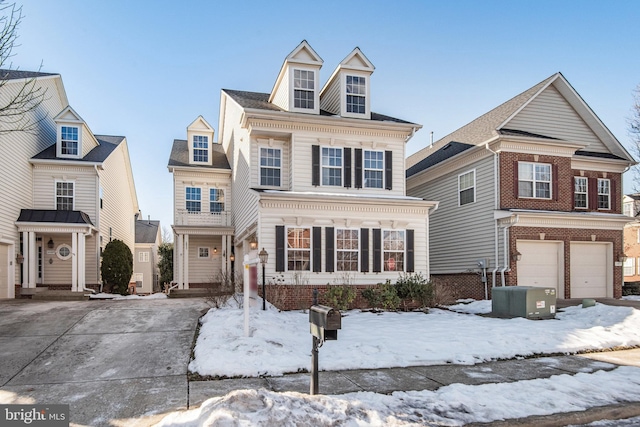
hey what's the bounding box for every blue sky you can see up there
[14,0,640,235]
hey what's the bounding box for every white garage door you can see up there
[0,244,8,299]
[517,241,562,296]
[570,242,609,298]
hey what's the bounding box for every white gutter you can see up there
[485,143,500,296]
[82,229,95,294]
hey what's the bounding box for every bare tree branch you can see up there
[630,85,640,192]
[0,1,49,134]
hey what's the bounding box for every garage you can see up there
[570,242,611,298]
[516,240,563,297]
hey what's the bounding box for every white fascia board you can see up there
[15,222,96,233]
[571,156,633,173]
[168,165,232,175]
[29,158,103,168]
[242,108,421,134]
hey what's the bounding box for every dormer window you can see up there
[193,135,209,163]
[293,69,315,109]
[346,75,366,114]
[61,126,79,156]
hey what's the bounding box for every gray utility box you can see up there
[492,286,557,319]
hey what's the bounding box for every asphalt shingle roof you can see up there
[406,142,475,178]
[223,89,415,124]
[135,220,160,244]
[32,135,123,163]
[168,139,231,170]
[16,209,94,226]
[0,69,58,80]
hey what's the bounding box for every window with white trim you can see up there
[458,170,475,205]
[185,187,201,212]
[210,188,224,213]
[57,244,72,260]
[336,229,359,271]
[287,227,310,271]
[383,230,405,272]
[518,162,551,199]
[61,126,79,156]
[139,251,149,263]
[260,147,281,186]
[193,135,208,163]
[322,147,342,186]
[574,177,588,209]
[624,202,633,217]
[624,257,635,276]
[346,75,366,114]
[56,182,74,210]
[364,150,383,188]
[198,247,209,258]
[597,179,610,210]
[293,69,315,109]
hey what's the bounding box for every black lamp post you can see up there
[258,247,268,310]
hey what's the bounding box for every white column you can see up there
[71,232,78,292]
[78,233,85,291]
[176,234,183,289]
[183,234,189,289]
[28,232,36,289]
[21,231,29,288]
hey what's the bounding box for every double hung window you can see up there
[346,75,366,114]
[293,69,315,109]
[61,126,79,156]
[260,147,281,186]
[597,179,610,210]
[336,229,359,271]
[383,230,405,272]
[574,177,588,209]
[186,187,201,212]
[458,170,475,205]
[56,182,74,210]
[287,227,310,271]
[363,150,383,188]
[193,135,208,162]
[518,162,551,199]
[210,188,224,213]
[322,147,342,186]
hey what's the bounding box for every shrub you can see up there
[157,242,173,289]
[101,239,133,295]
[380,281,401,311]
[395,272,434,309]
[323,284,356,311]
[362,287,383,310]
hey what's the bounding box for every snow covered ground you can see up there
[157,299,640,426]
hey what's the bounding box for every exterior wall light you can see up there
[47,238,54,249]
[511,250,522,262]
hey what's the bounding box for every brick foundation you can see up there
[258,283,383,311]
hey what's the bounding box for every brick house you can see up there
[623,194,640,284]
[407,73,635,300]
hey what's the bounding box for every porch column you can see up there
[183,234,189,289]
[71,232,78,292]
[222,235,228,275]
[78,232,86,291]
[176,234,183,289]
[21,231,29,288]
[28,231,36,289]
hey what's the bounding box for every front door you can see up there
[37,241,43,285]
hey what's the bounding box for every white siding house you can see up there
[0,70,139,298]
[134,219,161,294]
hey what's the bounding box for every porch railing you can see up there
[175,209,232,227]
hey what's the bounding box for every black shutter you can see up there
[610,179,616,211]
[312,145,320,186]
[406,229,414,273]
[355,148,363,188]
[385,150,393,190]
[275,226,285,272]
[552,164,558,201]
[373,228,381,273]
[513,161,520,199]
[326,227,334,273]
[344,148,352,188]
[313,227,321,272]
[589,177,597,210]
[360,228,369,272]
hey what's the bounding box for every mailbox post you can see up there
[309,304,341,395]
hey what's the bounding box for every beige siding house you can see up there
[407,73,635,300]
[0,70,139,298]
[134,219,161,294]
[169,41,437,308]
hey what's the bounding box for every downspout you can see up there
[82,229,96,294]
[500,215,519,286]
[485,143,500,297]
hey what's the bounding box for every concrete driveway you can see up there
[0,297,209,426]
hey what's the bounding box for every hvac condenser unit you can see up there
[491,286,556,319]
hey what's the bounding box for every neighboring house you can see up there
[194,40,437,308]
[0,70,139,299]
[623,194,640,283]
[168,116,234,289]
[407,73,635,300]
[134,218,161,294]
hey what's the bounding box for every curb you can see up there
[466,402,640,427]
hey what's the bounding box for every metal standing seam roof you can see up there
[167,139,231,169]
[16,209,94,226]
[222,89,416,124]
[135,220,160,244]
[31,135,124,163]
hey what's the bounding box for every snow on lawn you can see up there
[157,366,640,427]
[89,292,168,300]
[189,300,640,378]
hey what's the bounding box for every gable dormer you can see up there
[187,116,215,165]
[269,40,323,115]
[320,47,375,120]
[54,106,84,159]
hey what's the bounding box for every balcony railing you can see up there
[175,209,232,227]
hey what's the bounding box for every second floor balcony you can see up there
[175,209,232,227]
